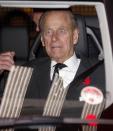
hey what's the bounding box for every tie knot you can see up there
[54,63,67,74]
[51,63,67,82]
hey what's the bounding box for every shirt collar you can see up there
[51,53,80,71]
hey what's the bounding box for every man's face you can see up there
[41,11,79,63]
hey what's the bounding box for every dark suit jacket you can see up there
[26,57,105,100]
[23,56,105,116]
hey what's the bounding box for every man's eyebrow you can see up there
[43,27,52,31]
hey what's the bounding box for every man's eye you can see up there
[60,29,65,32]
[47,30,52,34]
[59,29,67,34]
[44,30,52,36]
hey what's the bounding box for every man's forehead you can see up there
[44,11,71,25]
[40,10,74,31]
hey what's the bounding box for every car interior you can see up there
[0,4,104,109]
[0,1,112,130]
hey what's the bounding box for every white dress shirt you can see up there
[50,53,81,88]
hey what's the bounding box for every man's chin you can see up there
[51,56,64,62]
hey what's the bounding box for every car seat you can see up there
[0,26,29,65]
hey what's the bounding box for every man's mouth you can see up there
[51,45,61,48]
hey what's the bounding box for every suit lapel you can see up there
[71,58,90,84]
[66,59,87,99]
[66,58,98,100]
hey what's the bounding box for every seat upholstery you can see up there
[75,15,88,58]
[0,26,29,65]
[29,33,48,61]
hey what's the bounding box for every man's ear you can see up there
[41,36,45,47]
[73,28,79,45]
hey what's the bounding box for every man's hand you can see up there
[0,51,15,72]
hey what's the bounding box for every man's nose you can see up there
[51,32,58,41]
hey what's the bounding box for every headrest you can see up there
[75,15,88,58]
[0,26,29,64]
[85,16,99,28]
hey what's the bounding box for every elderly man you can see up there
[26,10,105,99]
